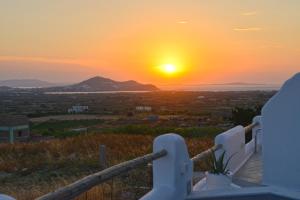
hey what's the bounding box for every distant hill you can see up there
[0,86,12,91]
[215,82,266,86]
[0,79,59,88]
[45,76,159,92]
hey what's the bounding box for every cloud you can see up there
[259,43,283,49]
[241,11,257,16]
[233,27,262,32]
[177,20,188,24]
[0,57,96,83]
[0,55,81,65]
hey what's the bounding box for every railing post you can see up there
[254,133,258,153]
[9,128,14,144]
[252,116,262,153]
[141,134,193,200]
[99,145,107,170]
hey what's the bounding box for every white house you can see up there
[68,105,89,114]
[135,106,152,112]
[0,115,30,144]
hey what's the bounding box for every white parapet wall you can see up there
[193,120,261,191]
[142,130,256,198]
[262,72,300,189]
[141,134,193,200]
[215,126,255,175]
[0,194,15,200]
[252,116,262,150]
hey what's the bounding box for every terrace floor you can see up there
[233,149,263,187]
[193,149,263,187]
[189,150,271,200]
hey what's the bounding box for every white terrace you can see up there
[140,73,300,200]
[2,73,300,200]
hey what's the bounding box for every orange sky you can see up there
[0,1,299,86]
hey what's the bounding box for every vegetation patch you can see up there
[31,119,104,137]
[100,125,223,138]
[0,133,213,200]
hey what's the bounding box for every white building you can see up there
[135,106,152,112]
[68,105,89,113]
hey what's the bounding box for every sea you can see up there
[159,84,280,92]
[44,84,280,94]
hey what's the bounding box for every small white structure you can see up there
[135,106,152,112]
[68,105,89,113]
[0,115,30,144]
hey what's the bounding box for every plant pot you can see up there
[205,172,232,190]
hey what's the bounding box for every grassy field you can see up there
[31,119,224,138]
[0,133,214,200]
[31,119,104,137]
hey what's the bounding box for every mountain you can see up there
[45,76,159,92]
[0,79,59,88]
[0,86,12,92]
[215,82,266,86]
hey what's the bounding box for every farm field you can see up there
[0,133,214,200]
[0,90,275,199]
[30,118,223,138]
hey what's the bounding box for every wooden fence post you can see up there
[99,145,107,170]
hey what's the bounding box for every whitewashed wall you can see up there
[141,134,193,200]
[215,126,255,175]
[0,194,15,200]
[262,72,300,189]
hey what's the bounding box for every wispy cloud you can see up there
[233,27,262,32]
[241,11,257,16]
[177,20,188,24]
[0,55,104,71]
[0,56,80,65]
[259,43,283,49]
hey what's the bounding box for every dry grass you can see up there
[0,133,213,200]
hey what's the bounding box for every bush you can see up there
[231,105,262,126]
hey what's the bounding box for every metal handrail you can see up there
[36,149,167,200]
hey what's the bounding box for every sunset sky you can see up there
[0,0,299,87]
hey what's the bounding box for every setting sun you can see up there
[163,64,177,74]
[155,62,186,78]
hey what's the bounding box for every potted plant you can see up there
[205,150,234,190]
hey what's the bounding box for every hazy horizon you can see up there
[0,75,283,86]
[1,1,299,87]
[0,75,282,92]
